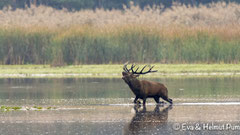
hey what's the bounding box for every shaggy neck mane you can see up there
[128,78,141,90]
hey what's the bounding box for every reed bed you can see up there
[0,2,240,64]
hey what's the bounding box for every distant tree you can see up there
[1,0,240,10]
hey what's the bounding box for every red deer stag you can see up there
[122,63,172,105]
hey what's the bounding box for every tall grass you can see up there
[0,25,240,65]
[0,2,240,64]
[0,27,53,64]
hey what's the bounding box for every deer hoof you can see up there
[136,100,141,104]
[159,101,164,104]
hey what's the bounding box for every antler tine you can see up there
[133,65,158,74]
[135,66,139,72]
[142,65,158,74]
[149,65,158,73]
[130,64,136,73]
[123,62,130,72]
[123,63,157,74]
[139,65,147,73]
[123,66,128,72]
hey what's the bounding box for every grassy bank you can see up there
[0,64,240,78]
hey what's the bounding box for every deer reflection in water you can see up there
[124,105,172,135]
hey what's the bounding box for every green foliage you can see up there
[0,105,57,111]
[0,27,52,64]
[1,106,21,111]
[0,26,240,65]
[33,106,43,109]
[12,106,22,110]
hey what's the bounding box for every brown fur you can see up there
[122,72,172,105]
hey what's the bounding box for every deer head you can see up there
[122,63,157,84]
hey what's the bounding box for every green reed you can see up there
[0,25,240,65]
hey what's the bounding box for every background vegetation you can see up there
[0,2,240,65]
[1,0,240,10]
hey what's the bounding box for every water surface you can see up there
[1,77,240,134]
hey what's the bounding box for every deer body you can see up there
[122,64,172,105]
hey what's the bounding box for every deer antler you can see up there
[132,65,158,74]
[123,63,157,75]
[123,62,130,72]
[123,63,137,73]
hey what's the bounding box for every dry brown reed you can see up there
[0,2,240,28]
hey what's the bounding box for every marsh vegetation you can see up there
[0,2,240,65]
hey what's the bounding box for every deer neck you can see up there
[128,78,141,92]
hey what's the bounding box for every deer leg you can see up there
[154,96,164,104]
[154,97,160,104]
[142,105,146,112]
[162,96,173,104]
[133,105,141,113]
[133,96,139,104]
[142,98,147,106]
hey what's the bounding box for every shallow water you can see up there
[1,77,240,134]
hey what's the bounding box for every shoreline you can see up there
[0,72,240,78]
[1,64,240,78]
